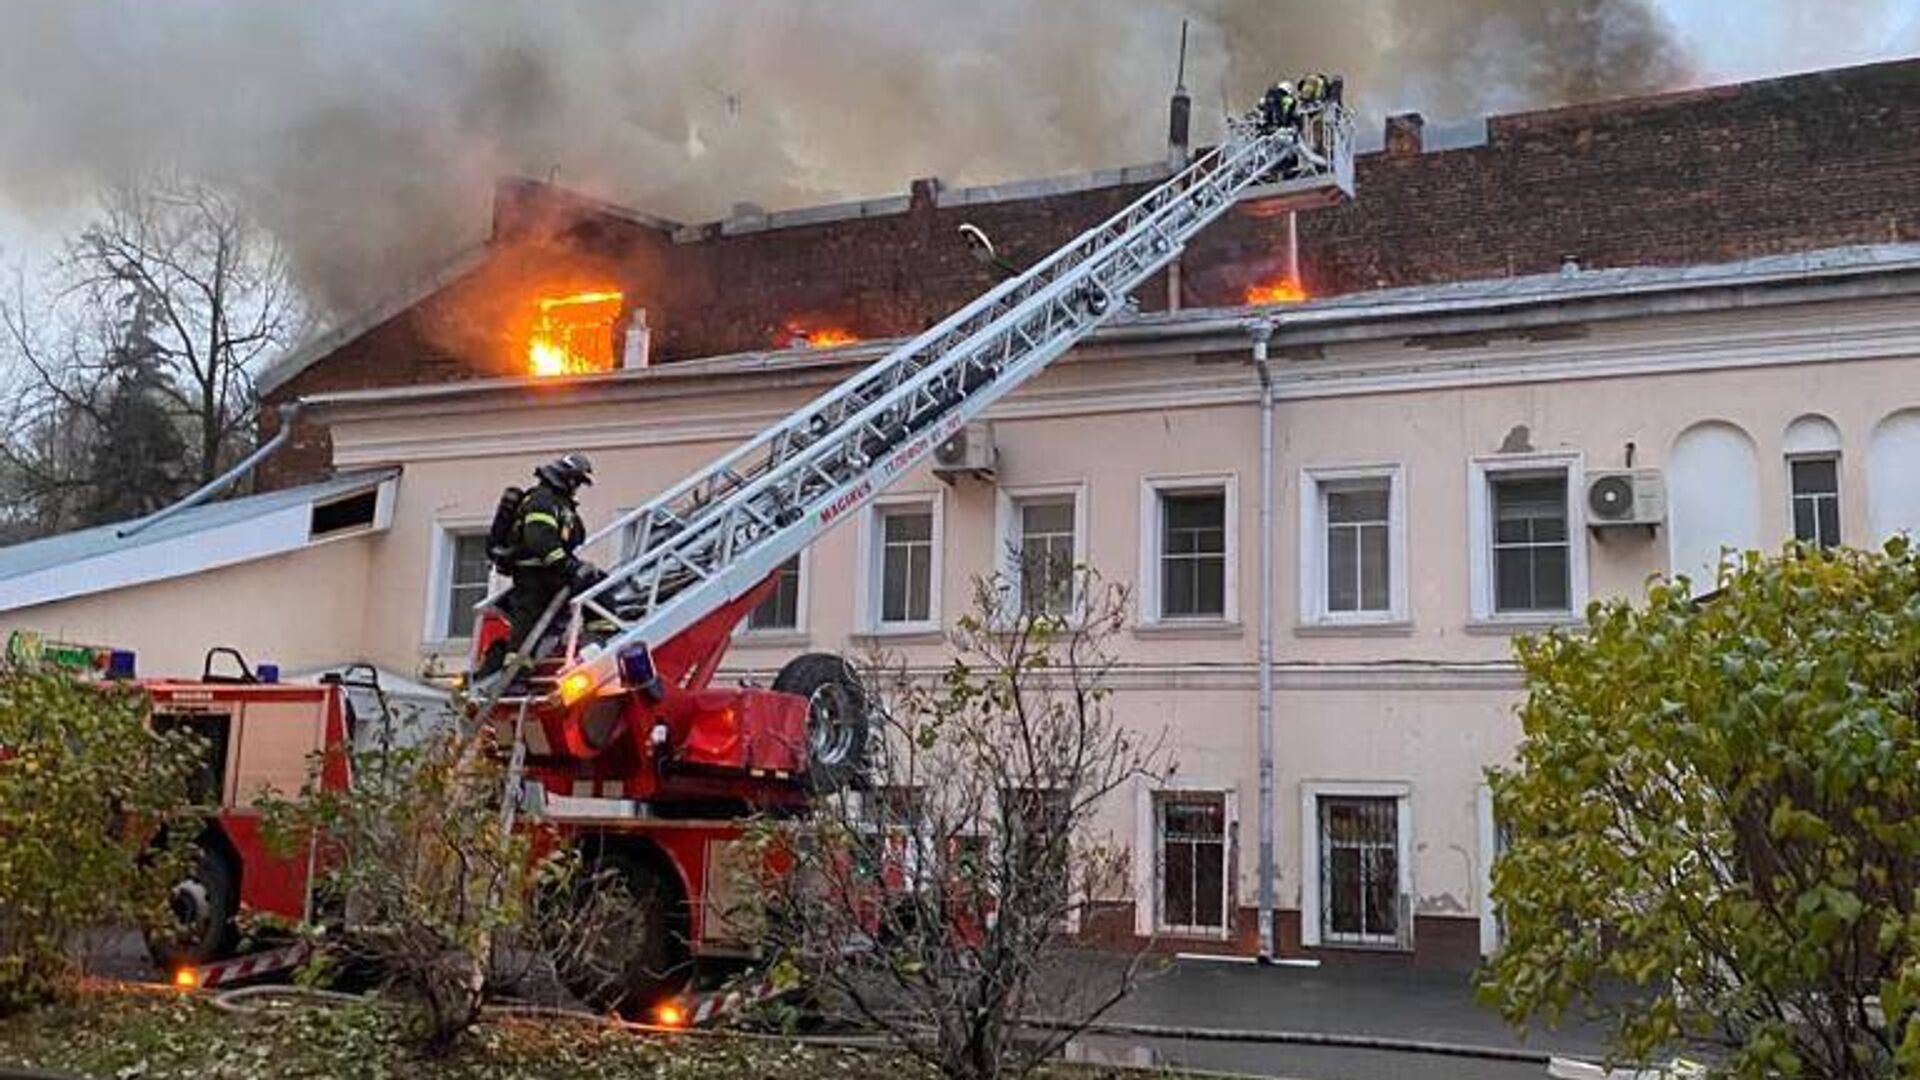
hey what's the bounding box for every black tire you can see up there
[771,653,869,791]
[145,843,238,971]
[546,846,691,1017]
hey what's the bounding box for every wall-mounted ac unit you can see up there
[932,422,997,481]
[1586,469,1665,528]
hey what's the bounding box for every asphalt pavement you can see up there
[1063,954,1619,1080]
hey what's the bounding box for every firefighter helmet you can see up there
[537,452,595,492]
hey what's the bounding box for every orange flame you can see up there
[528,290,623,377]
[784,323,859,349]
[1245,278,1308,305]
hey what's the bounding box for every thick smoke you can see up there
[0,0,1692,314]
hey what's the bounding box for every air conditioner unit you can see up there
[932,422,997,481]
[1585,469,1665,528]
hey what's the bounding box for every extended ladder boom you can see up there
[548,104,1353,696]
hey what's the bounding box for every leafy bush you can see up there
[1483,541,1920,1078]
[0,670,198,1012]
[262,727,571,1054]
[739,572,1171,1080]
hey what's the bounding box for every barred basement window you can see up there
[1157,794,1227,934]
[1318,795,1402,947]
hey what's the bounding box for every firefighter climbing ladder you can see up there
[530,104,1354,698]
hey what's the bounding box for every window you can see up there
[309,488,380,539]
[881,508,933,624]
[1301,466,1407,625]
[1790,457,1841,549]
[1141,477,1236,622]
[439,531,493,640]
[1469,455,1585,623]
[861,495,942,631]
[1318,795,1402,946]
[1300,781,1410,949]
[746,555,804,632]
[1005,787,1071,921]
[1156,794,1227,935]
[998,488,1086,620]
[1492,475,1568,612]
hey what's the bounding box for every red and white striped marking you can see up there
[182,942,314,989]
[663,968,794,1028]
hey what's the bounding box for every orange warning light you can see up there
[172,967,199,990]
[654,1001,688,1028]
[558,670,596,705]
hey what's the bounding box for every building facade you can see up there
[7,247,1918,966]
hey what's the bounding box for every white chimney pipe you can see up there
[623,308,652,369]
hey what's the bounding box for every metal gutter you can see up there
[1249,319,1278,962]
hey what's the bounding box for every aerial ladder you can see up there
[452,90,1352,1013]
[479,95,1351,731]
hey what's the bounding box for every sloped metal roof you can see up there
[0,469,397,606]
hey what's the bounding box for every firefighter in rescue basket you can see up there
[476,452,604,680]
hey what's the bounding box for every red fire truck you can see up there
[135,90,1353,1015]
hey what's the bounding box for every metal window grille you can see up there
[880,508,934,623]
[1324,481,1390,613]
[446,533,492,638]
[1160,490,1226,618]
[1157,795,1227,933]
[1319,795,1403,946]
[746,555,803,630]
[1789,457,1841,549]
[1017,498,1077,616]
[1490,475,1569,613]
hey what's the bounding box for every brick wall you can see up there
[261,57,1920,488]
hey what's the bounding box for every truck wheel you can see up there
[771,653,869,790]
[548,848,691,1017]
[146,844,238,971]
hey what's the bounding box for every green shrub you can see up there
[1482,540,1920,1078]
[0,670,198,1012]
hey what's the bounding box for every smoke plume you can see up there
[0,0,1694,314]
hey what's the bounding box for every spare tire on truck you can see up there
[771,653,870,791]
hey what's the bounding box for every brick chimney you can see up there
[1384,112,1425,157]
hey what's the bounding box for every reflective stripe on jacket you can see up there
[512,484,583,569]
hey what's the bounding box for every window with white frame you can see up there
[435,529,493,641]
[1470,456,1585,622]
[1156,793,1228,935]
[1300,781,1411,950]
[1000,489,1083,619]
[1789,457,1841,549]
[1145,479,1233,622]
[1301,466,1406,624]
[745,555,804,632]
[1318,795,1403,946]
[866,497,940,629]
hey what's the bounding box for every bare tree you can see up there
[738,570,1171,1080]
[0,171,303,535]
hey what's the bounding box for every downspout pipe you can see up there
[116,402,303,539]
[1249,319,1277,961]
